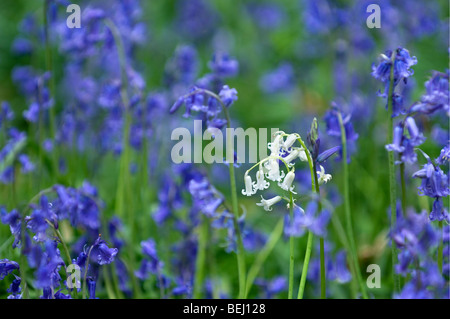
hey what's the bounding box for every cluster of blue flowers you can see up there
[0,0,448,300]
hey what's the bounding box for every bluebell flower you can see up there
[54,290,71,299]
[135,238,162,280]
[164,45,198,87]
[284,201,331,238]
[412,161,449,198]
[259,63,295,94]
[410,70,449,115]
[92,237,118,266]
[386,117,425,164]
[189,177,224,218]
[1,208,22,248]
[26,196,57,242]
[0,101,14,128]
[219,85,238,107]
[18,154,35,173]
[33,240,65,289]
[175,0,218,40]
[302,0,335,35]
[323,104,358,162]
[372,47,417,87]
[436,144,450,165]
[11,37,33,55]
[208,53,239,78]
[7,276,22,298]
[255,276,287,298]
[246,3,285,30]
[0,259,20,280]
[87,277,97,299]
[328,250,352,284]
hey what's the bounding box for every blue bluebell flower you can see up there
[436,144,450,165]
[7,276,22,299]
[246,3,285,30]
[1,208,22,248]
[0,101,14,128]
[259,63,295,94]
[328,250,352,284]
[135,238,162,280]
[219,85,238,107]
[255,276,287,298]
[0,259,20,280]
[208,53,239,78]
[410,70,449,115]
[323,104,358,162]
[284,201,331,238]
[92,237,118,266]
[87,277,98,299]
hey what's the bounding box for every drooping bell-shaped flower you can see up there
[283,134,298,150]
[242,174,256,196]
[256,196,282,211]
[265,159,284,182]
[253,168,270,191]
[317,165,332,185]
[278,170,296,193]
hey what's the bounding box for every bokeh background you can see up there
[0,0,449,299]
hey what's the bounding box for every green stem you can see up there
[336,111,368,299]
[245,217,284,298]
[183,88,246,298]
[387,50,400,293]
[296,138,316,299]
[43,0,58,175]
[288,192,295,299]
[193,215,208,299]
[297,231,314,299]
[50,223,78,299]
[105,18,141,298]
[312,161,326,299]
[223,108,246,299]
[399,162,406,216]
[438,221,443,274]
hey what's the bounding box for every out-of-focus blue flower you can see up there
[87,277,98,299]
[323,103,358,162]
[189,177,224,218]
[436,144,450,165]
[175,0,218,40]
[328,250,352,283]
[11,37,33,55]
[26,196,58,242]
[219,85,238,107]
[0,101,14,128]
[0,259,20,280]
[410,70,449,115]
[135,238,162,280]
[284,201,331,238]
[7,276,22,299]
[164,45,199,87]
[33,240,65,289]
[302,0,335,35]
[208,53,239,78]
[1,208,22,248]
[18,154,35,173]
[386,117,425,164]
[255,276,287,298]
[246,2,285,30]
[259,63,295,94]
